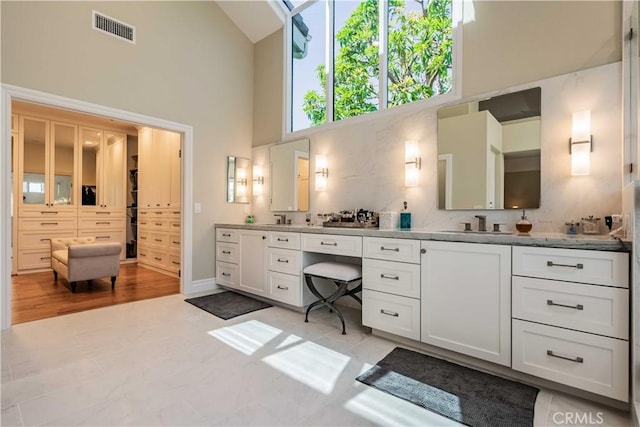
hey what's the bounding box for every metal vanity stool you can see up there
[303,261,362,334]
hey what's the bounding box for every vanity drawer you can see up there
[362,258,420,299]
[216,228,239,243]
[267,248,302,276]
[216,261,238,288]
[512,319,628,401]
[302,234,362,257]
[216,242,238,264]
[513,276,628,339]
[362,289,420,341]
[267,271,302,306]
[363,237,421,264]
[512,246,628,288]
[268,232,301,250]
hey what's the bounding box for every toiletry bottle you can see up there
[400,201,411,229]
[516,209,532,234]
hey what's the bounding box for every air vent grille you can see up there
[92,10,135,44]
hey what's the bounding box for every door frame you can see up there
[1,83,194,330]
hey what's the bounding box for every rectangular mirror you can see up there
[270,138,310,212]
[227,156,250,203]
[437,87,541,210]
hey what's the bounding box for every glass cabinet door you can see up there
[51,122,77,206]
[103,133,126,208]
[79,128,101,206]
[21,117,48,206]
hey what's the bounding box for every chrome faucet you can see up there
[274,214,287,225]
[475,215,487,232]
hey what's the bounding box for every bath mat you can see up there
[185,291,272,320]
[356,347,538,427]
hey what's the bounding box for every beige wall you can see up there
[2,1,254,281]
[252,1,621,145]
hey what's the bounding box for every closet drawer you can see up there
[513,276,628,339]
[169,233,181,252]
[268,232,301,250]
[512,319,628,401]
[168,254,181,272]
[78,208,125,218]
[147,231,169,248]
[18,218,77,231]
[168,219,181,232]
[18,250,52,270]
[19,206,76,218]
[216,261,238,288]
[216,228,239,243]
[362,289,420,341]
[79,218,125,230]
[267,271,302,306]
[302,234,362,257]
[362,258,420,299]
[267,248,302,275]
[512,246,628,288]
[363,237,421,264]
[216,242,238,264]
[18,230,76,250]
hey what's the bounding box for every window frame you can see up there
[283,0,463,137]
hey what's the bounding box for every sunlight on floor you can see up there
[344,383,464,427]
[262,340,351,395]
[208,320,283,355]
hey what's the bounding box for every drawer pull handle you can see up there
[172,241,180,244]
[40,256,51,260]
[547,299,584,310]
[277,238,289,242]
[140,236,147,240]
[172,261,180,265]
[221,272,231,277]
[154,257,162,261]
[40,211,59,214]
[155,239,162,242]
[277,285,289,290]
[380,246,400,252]
[96,212,111,215]
[172,224,180,227]
[41,222,58,225]
[546,350,583,364]
[380,309,399,317]
[40,238,50,242]
[380,274,400,280]
[222,233,231,237]
[96,236,109,240]
[140,253,147,257]
[155,212,163,214]
[277,258,289,263]
[96,222,111,225]
[546,261,584,269]
[155,223,163,226]
[321,242,338,246]
[222,250,231,254]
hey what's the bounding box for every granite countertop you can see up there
[215,223,631,252]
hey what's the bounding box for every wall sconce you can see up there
[570,110,592,176]
[405,140,421,187]
[252,165,264,196]
[315,154,328,191]
[236,167,248,197]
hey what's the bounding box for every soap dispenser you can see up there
[400,201,411,229]
[516,209,532,235]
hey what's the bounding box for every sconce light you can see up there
[236,167,248,197]
[252,165,264,196]
[315,154,328,191]
[570,110,592,176]
[405,140,421,187]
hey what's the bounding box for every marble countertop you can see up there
[215,223,631,252]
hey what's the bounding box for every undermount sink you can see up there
[439,230,515,235]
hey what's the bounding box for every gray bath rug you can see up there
[185,291,272,320]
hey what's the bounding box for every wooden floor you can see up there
[11,263,180,325]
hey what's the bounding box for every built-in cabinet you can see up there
[421,241,512,367]
[266,231,304,306]
[137,127,181,276]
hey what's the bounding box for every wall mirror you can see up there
[270,138,309,212]
[437,87,541,210]
[227,156,251,203]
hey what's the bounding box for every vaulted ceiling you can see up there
[216,1,285,43]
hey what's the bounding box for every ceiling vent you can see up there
[92,10,135,44]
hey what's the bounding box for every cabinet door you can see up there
[79,127,101,207]
[50,122,77,207]
[137,127,153,208]
[20,116,49,207]
[169,131,181,208]
[102,132,126,209]
[421,241,511,366]
[238,230,267,296]
[152,128,171,206]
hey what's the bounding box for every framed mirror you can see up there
[270,138,310,212]
[227,156,251,203]
[437,87,541,210]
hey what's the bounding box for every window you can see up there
[285,0,459,133]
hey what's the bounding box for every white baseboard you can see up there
[186,277,219,297]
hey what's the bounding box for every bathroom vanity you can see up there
[214,224,630,403]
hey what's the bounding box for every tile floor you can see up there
[1,294,632,426]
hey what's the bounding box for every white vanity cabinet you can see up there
[215,228,239,288]
[512,246,629,401]
[266,231,304,306]
[237,229,267,296]
[362,237,421,340]
[421,241,512,366]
